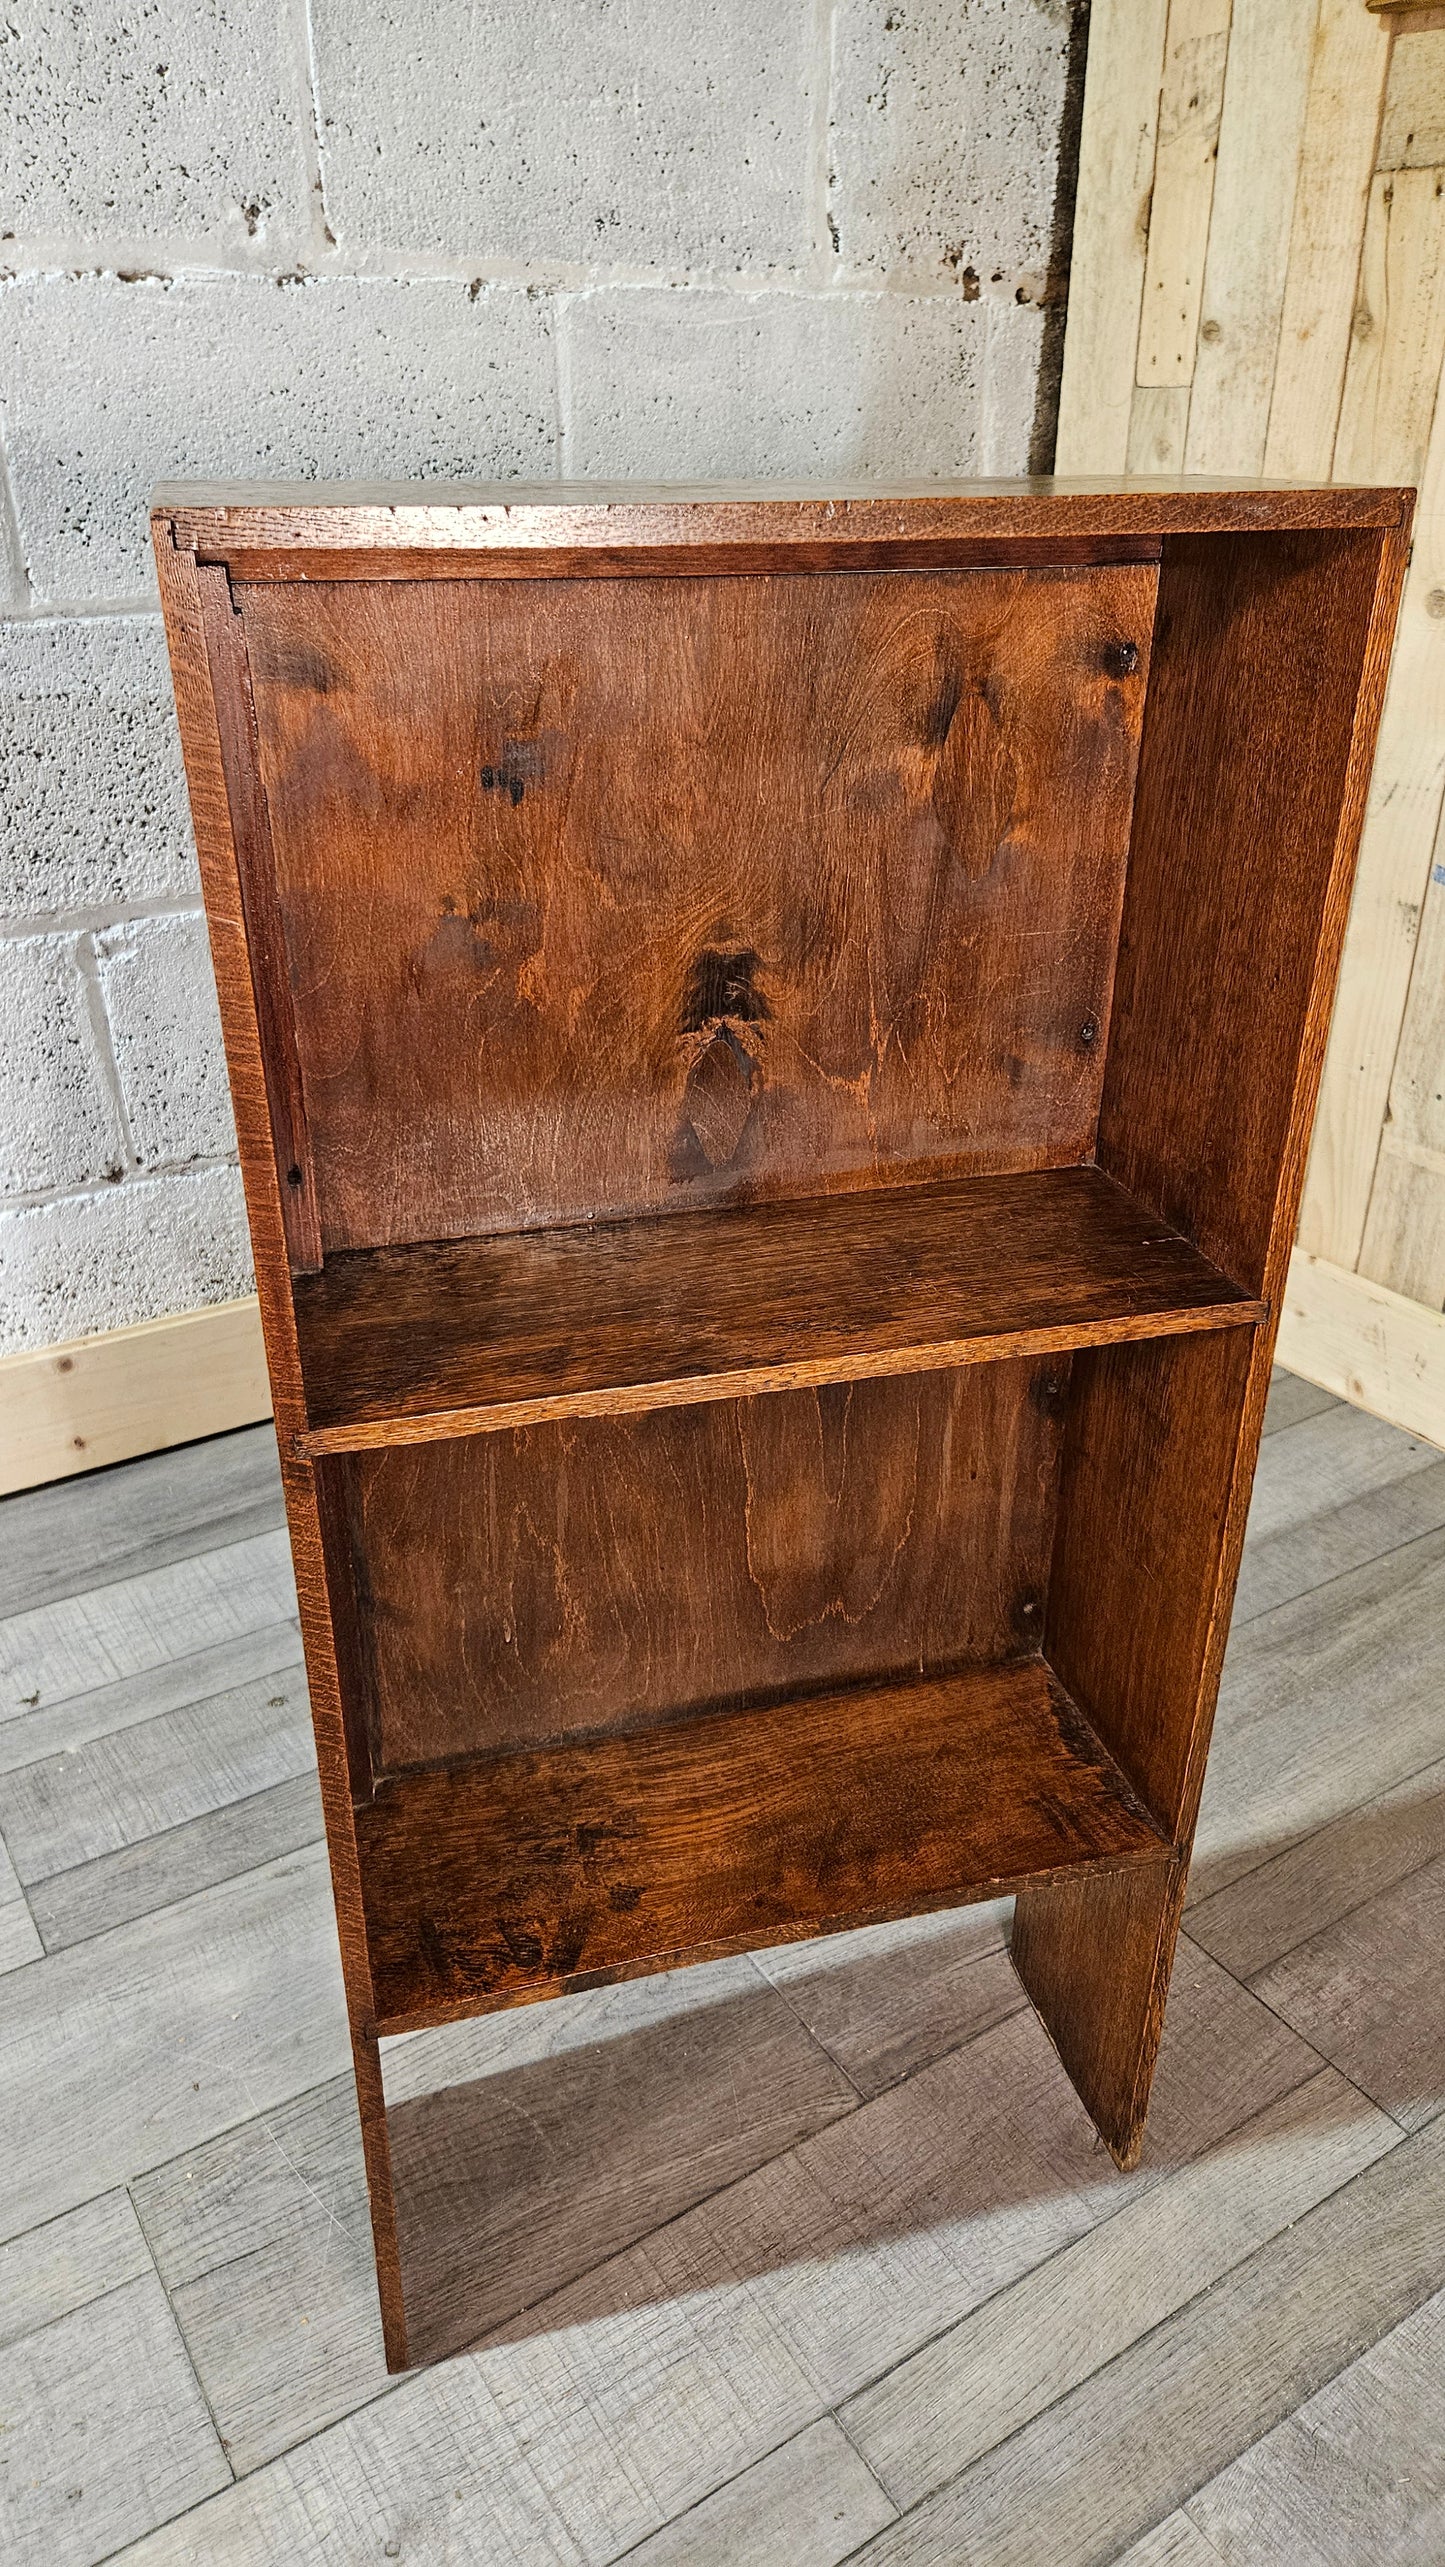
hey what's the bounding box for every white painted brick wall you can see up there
[0,0,1085,1355]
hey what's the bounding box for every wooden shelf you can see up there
[293,1164,1262,1455]
[353,1655,1174,2033]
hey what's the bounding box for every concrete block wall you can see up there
[0,0,1085,1354]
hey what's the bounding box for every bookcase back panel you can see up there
[336,1355,1065,1772]
[239,561,1155,1253]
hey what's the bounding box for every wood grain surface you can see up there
[293,1165,1261,1453]
[242,564,1154,1254]
[337,1359,1063,1770]
[352,1657,1171,2031]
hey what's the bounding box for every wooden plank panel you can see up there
[1264,0,1393,476]
[839,2065,1398,2508]
[344,1363,1062,1770]
[293,1168,1259,1453]
[1184,0,1317,473]
[1126,385,1190,473]
[1334,167,1445,481]
[1136,0,1233,388]
[354,1661,1170,2030]
[1053,0,1171,471]
[1278,1247,1445,1445]
[1361,1129,1445,1301]
[242,566,1156,1256]
[1377,24,1445,168]
[157,482,1414,560]
[1301,365,1445,1269]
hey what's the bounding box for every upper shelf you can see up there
[291,1163,1264,1457]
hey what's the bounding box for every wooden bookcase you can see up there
[154,479,1409,2371]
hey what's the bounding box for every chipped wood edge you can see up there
[1277,1245,1445,1447]
[0,1297,271,1498]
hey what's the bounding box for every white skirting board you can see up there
[1,1251,1440,1497]
[0,1297,272,1497]
[1278,1248,1445,1453]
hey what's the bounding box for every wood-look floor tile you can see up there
[1251,1851,1445,2132]
[1187,2280,1445,2563]
[0,1669,313,1881]
[0,1424,283,1618]
[0,1620,304,1777]
[1189,1755,1445,1981]
[0,1846,348,2244]
[0,2192,152,2351]
[0,2274,229,2567]
[1234,1402,1445,1625]
[0,1531,295,1717]
[621,2419,896,2567]
[1193,1526,1445,1900]
[844,2112,1445,2565]
[840,2065,1398,2507]
[29,1770,324,1952]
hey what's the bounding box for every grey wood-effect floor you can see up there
[1,1371,1443,2566]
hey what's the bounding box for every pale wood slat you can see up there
[1300,344,1445,1271]
[1136,0,1234,388]
[1278,1248,1445,1445]
[1052,0,1172,472]
[1264,0,1393,475]
[1334,167,1445,481]
[1126,383,1190,472]
[1377,23,1445,169]
[1184,0,1317,472]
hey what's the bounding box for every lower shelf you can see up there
[355,1657,1174,2034]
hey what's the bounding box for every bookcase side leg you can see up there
[1011,1857,1187,2170]
[350,2020,410,2372]
[1017,1326,1260,2162]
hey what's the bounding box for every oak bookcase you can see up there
[155,479,1409,2371]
